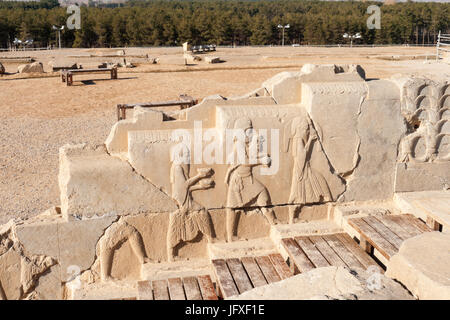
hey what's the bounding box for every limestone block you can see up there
[184,53,201,63]
[394,191,450,231]
[262,64,365,105]
[394,162,450,193]
[18,62,44,73]
[386,232,450,300]
[48,60,78,71]
[58,143,176,219]
[228,266,413,300]
[205,56,221,64]
[0,248,22,300]
[263,71,303,105]
[342,80,407,201]
[299,64,365,82]
[302,81,368,175]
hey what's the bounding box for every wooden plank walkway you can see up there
[137,274,218,300]
[348,214,432,260]
[212,253,293,298]
[281,233,380,274]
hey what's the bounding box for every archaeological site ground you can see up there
[0,40,449,303]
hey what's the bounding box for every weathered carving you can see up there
[399,80,450,163]
[0,221,57,299]
[284,116,332,224]
[167,145,215,262]
[20,255,56,295]
[225,118,278,242]
[97,219,149,281]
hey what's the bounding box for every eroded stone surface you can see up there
[228,266,413,300]
[58,143,176,219]
[386,232,450,300]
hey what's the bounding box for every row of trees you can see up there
[0,0,449,48]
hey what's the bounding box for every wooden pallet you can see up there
[348,214,432,260]
[281,233,380,274]
[137,274,218,300]
[212,253,293,298]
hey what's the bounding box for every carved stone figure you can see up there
[225,118,278,242]
[98,220,149,281]
[284,116,331,224]
[167,145,215,262]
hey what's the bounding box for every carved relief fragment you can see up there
[399,80,450,163]
[167,145,216,261]
[283,116,332,223]
[225,118,278,242]
[97,219,149,281]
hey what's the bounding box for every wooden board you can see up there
[137,280,153,300]
[376,216,417,240]
[241,257,268,288]
[334,233,381,271]
[167,277,185,300]
[362,216,404,249]
[295,236,330,268]
[212,259,239,298]
[348,217,398,260]
[183,276,202,300]
[226,258,253,294]
[268,253,293,280]
[401,214,433,233]
[384,215,423,237]
[255,256,281,284]
[197,275,218,300]
[322,234,365,269]
[152,279,169,300]
[281,238,314,273]
[308,236,347,267]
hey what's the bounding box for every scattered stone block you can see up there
[18,62,44,74]
[205,56,221,64]
[48,60,78,71]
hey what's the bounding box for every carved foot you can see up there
[143,257,151,264]
[226,236,239,243]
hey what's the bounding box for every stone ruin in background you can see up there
[0,64,448,300]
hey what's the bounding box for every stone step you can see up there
[394,191,450,232]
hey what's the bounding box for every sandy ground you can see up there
[0,46,449,223]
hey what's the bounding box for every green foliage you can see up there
[0,0,448,48]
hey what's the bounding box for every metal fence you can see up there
[436,31,450,61]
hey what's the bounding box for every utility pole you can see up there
[343,33,362,48]
[52,25,64,49]
[278,24,290,46]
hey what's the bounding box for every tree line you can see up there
[0,0,449,48]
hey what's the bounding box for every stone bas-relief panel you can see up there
[2,65,449,299]
[398,79,450,163]
[125,104,345,213]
